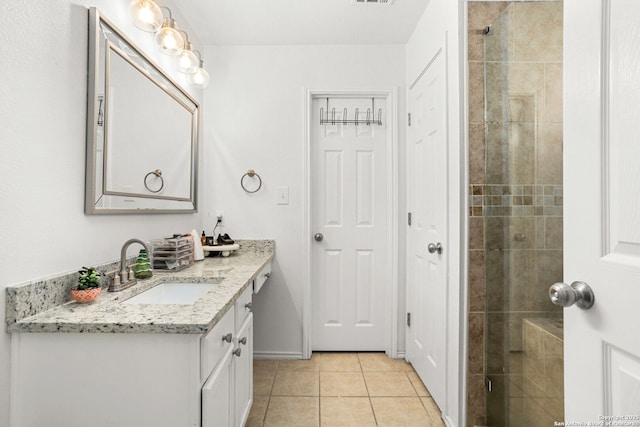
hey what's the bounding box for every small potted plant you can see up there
[72,267,102,303]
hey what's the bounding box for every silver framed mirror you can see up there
[86,7,199,214]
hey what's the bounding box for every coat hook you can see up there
[317,98,383,127]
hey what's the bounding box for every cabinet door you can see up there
[234,313,253,427]
[202,345,234,427]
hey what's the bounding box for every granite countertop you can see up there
[6,240,274,334]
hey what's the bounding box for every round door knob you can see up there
[428,242,443,254]
[233,348,242,357]
[245,302,252,311]
[222,333,233,343]
[239,337,247,345]
[314,233,324,242]
[549,281,595,310]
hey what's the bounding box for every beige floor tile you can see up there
[358,352,414,372]
[371,397,433,426]
[254,359,279,375]
[320,397,377,427]
[246,395,269,427]
[272,370,319,396]
[252,353,445,427]
[407,371,431,397]
[320,371,368,397]
[264,396,319,427]
[315,352,362,371]
[278,357,321,371]
[421,397,445,426]
[254,370,277,396]
[364,371,418,397]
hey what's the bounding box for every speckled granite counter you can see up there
[6,240,274,334]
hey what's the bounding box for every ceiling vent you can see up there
[352,0,395,4]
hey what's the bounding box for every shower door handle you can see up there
[427,242,443,254]
[549,281,595,310]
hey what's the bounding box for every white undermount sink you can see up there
[123,282,220,305]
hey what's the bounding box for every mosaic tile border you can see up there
[469,184,563,217]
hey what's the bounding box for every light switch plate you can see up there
[276,186,289,205]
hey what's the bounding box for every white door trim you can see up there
[302,88,399,359]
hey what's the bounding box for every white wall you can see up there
[0,1,204,424]
[406,0,464,425]
[202,44,407,356]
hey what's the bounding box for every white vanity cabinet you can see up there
[202,285,253,427]
[10,289,255,427]
[233,286,254,426]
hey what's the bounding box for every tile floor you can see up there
[247,352,446,427]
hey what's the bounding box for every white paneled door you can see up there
[406,49,447,410]
[564,0,640,421]
[311,97,388,351]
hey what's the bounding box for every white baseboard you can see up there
[254,350,405,361]
[253,351,305,360]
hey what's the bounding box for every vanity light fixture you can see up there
[129,0,163,32]
[189,54,210,88]
[129,1,210,87]
[154,8,184,56]
[176,31,200,74]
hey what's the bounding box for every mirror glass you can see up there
[86,8,199,214]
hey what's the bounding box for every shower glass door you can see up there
[481,2,564,425]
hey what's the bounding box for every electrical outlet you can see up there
[216,210,224,225]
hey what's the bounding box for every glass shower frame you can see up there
[472,2,565,425]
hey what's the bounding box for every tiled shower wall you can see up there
[467,2,563,426]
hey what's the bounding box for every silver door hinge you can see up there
[408,212,412,226]
[407,313,411,327]
[408,113,411,126]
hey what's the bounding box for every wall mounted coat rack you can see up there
[319,98,383,126]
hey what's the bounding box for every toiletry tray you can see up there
[202,243,239,257]
[151,236,194,271]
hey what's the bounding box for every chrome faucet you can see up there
[109,238,151,292]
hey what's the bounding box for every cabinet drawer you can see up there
[201,306,235,382]
[253,262,272,294]
[235,286,253,330]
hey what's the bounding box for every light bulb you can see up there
[190,66,210,88]
[129,0,162,32]
[177,49,199,74]
[155,18,184,56]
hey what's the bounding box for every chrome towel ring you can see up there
[241,169,262,193]
[144,169,164,193]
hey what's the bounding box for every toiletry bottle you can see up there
[201,231,206,246]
